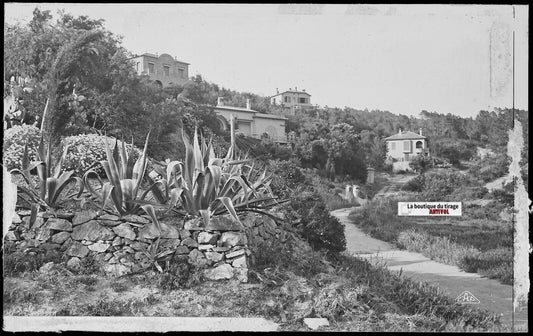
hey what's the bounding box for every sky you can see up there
[4,3,529,118]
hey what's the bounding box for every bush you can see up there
[290,190,346,254]
[420,172,470,201]
[3,124,41,170]
[62,134,142,176]
[401,175,425,192]
[269,159,309,199]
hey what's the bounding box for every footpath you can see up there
[331,174,528,332]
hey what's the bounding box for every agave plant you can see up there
[148,128,278,225]
[10,136,83,210]
[83,132,160,220]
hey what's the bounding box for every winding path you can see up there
[331,175,527,331]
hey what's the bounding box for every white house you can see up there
[270,88,312,109]
[384,128,429,162]
[214,98,288,144]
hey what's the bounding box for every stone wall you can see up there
[5,209,252,282]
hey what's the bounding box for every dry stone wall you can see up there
[5,209,251,282]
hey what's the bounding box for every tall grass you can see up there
[349,198,513,285]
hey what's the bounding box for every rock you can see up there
[226,249,246,259]
[72,209,98,226]
[175,245,190,255]
[46,218,73,232]
[103,263,130,276]
[198,244,215,251]
[12,213,22,224]
[112,223,136,240]
[184,217,204,230]
[198,232,219,244]
[303,318,329,330]
[40,242,61,251]
[205,251,224,263]
[212,246,230,252]
[181,237,198,248]
[138,222,160,240]
[17,209,32,217]
[61,237,73,251]
[50,210,75,220]
[35,222,53,241]
[204,264,234,280]
[71,220,115,241]
[180,229,191,239]
[104,253,113,261]
[121,214,150,224]
[98,214,121,221]
[66,257,82,271]
[66,242,90,258]
[21,231,36,240]
[51,232,71,244]
[112,236,123,246]
[39,261,56,274]
[232,256,247,268]
[123,246,136,254]
[220,232,245,247]
[188,249,208,268]
[82,240,93,246]
[160,222,180,239]
[234,267,248,283]
[130,241,149,251]
[88,242,111,253]
[206,216,243,231]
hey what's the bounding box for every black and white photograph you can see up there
[3,3,529,332]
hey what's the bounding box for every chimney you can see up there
[217,97,224,106]
[419,128,423,136]
[276,88,279,94]
[399,128,402,134]
[295,86,298,91]
[246,98,251,110]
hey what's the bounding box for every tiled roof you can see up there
[384,131,426,140]
[271,90,311,97]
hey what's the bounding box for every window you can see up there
[178,67,185,78]
[403,140,411,152]
[391,142,396,150]
[148,63,155,74]
[284,96,291,103]
[415,141,423,149]
[163,65,170,76]
[298,97,307,104]
[135,62,140,72]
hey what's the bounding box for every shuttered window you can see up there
[403,140,411,152]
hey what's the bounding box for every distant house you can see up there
[384,128,429,163]
[270,88,312,109]
[131,52,190,87]
[214,98,288,144]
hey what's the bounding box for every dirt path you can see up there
[331,174,527,332]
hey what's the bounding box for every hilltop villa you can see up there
[131,52,190,87]
[270,88,312,109]
[214,98,288,144]
[384,129,429,171]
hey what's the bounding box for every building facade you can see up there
[270,88,312,109]
[214,98,288,144]
[384,129,429,162]
[131,53,190,87]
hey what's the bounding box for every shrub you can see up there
[401,175,425,192]
[62,133,142,177]
[268,159,309,199]
[420,172,470,201]
[289,190,346,254]
[3,124,41,170]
